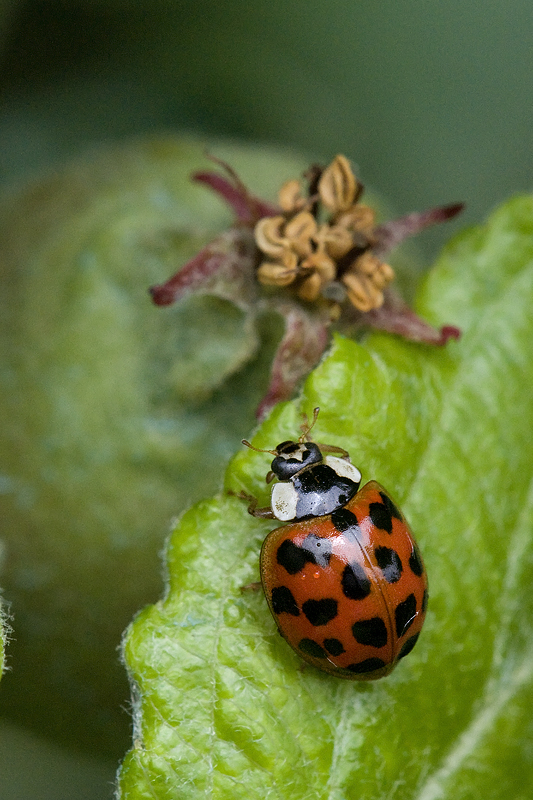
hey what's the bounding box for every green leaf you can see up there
[119,194,533,799]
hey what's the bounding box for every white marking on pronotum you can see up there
[324,456,362,485]
[271,483,299,521]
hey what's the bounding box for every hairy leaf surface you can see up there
[119,196,533,799]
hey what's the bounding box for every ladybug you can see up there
[242,408,428,680]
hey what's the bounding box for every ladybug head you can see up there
[270,441,323,481]
[242,406,324,482]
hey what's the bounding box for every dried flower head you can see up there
[150,153,463,418]
[254,154,396,317]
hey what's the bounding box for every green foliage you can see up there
[119,196,533,798]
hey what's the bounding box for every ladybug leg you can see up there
[232,490,276,519]
[246,496,276,518]
[315,442,350,459]
[248,503,276,519]
[240,581,262,592]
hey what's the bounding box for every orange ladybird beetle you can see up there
[242,408,428,680]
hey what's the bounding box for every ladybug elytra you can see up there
[242,408,428,680]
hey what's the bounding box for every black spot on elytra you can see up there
[346,657,387,675]
[276,539,312,575]
[369,501,393,533]
[374,546,403,583]
[422,588,429,614]
[276,534,332,575]
[323,638,345,656]
[302,598,338,626]
[298,638,327,659]
[409,544,424,577]
[341,562,371,600]
[271,586,300,616]
[395,593,417,638]
[331,507,359,533]
[352,617,388,648]
[379,492,402,521]
[398,633,420,660]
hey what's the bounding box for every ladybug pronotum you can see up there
[242,408,428,680]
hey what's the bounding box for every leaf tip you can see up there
[149,283,175,306]
[438,324,462,344]
[440,202,465,221]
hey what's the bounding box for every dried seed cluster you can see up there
[254,155,395,314]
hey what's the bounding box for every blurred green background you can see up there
[2,0,533,259]
[0,1,532,797]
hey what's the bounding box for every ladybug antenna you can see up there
[241,439,278,456]
[299,407,320,442]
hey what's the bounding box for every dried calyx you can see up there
[255,155,394,316]
[150,153,463,418]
